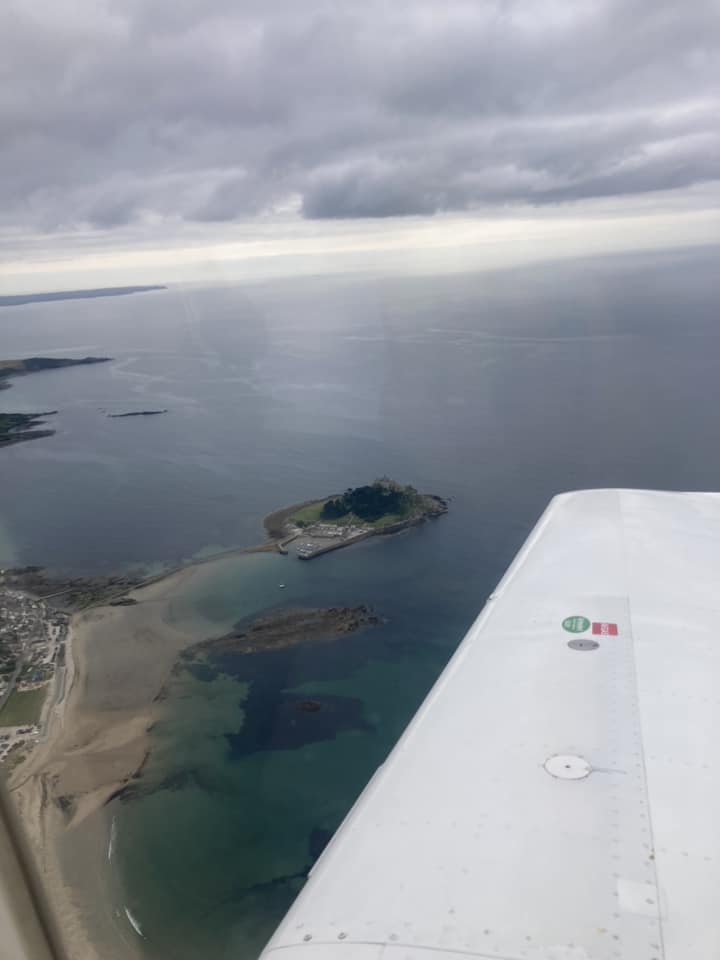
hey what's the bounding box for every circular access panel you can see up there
[568,638,599,651]
[544,754,591,780]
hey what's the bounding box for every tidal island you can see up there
[265,477,448,560]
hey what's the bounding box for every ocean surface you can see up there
[2,246,720,958]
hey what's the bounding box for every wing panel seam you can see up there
[617,489,667,960]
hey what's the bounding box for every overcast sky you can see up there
[1,0,718,287]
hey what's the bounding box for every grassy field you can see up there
[362,507,413,528]
[0,686,47,726]
[290,500,328,526]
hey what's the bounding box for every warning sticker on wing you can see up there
[592,621,618,636]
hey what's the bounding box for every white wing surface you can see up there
[258,489,720,960]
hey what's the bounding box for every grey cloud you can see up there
[302,164,439,219]
[191,173,279,222]
[0,0,718,232]
[84,188,143,229]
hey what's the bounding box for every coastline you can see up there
[6,531,334,958]
[9,564,203,959]
[3,493,445,958]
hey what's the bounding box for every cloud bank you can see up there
[1,0,718,235]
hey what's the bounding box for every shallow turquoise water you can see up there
[111,540,465,959]
[104,540,462,958]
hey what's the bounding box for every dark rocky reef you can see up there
[0,567,144,610]
[189,605,381,656]
[108,409,167,418]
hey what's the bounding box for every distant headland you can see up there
[0,356,111,385]
[0,285,166,307]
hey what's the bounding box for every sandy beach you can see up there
[4,521,335,958]
[8,562,216,959]
[1,502,411,958]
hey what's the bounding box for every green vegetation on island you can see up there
[263,480,447,561]
[292,478,446,530]
[268,479,448,560]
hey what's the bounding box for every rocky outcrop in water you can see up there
[189,605,381,656]
[107,410,167,418]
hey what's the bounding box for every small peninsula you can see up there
[266,478,448,560]
[0,356,111,384]
[0,356,112,447]
[0,285,166,307]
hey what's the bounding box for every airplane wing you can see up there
[258,489,720,960]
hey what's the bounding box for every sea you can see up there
[2,245,720,958]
